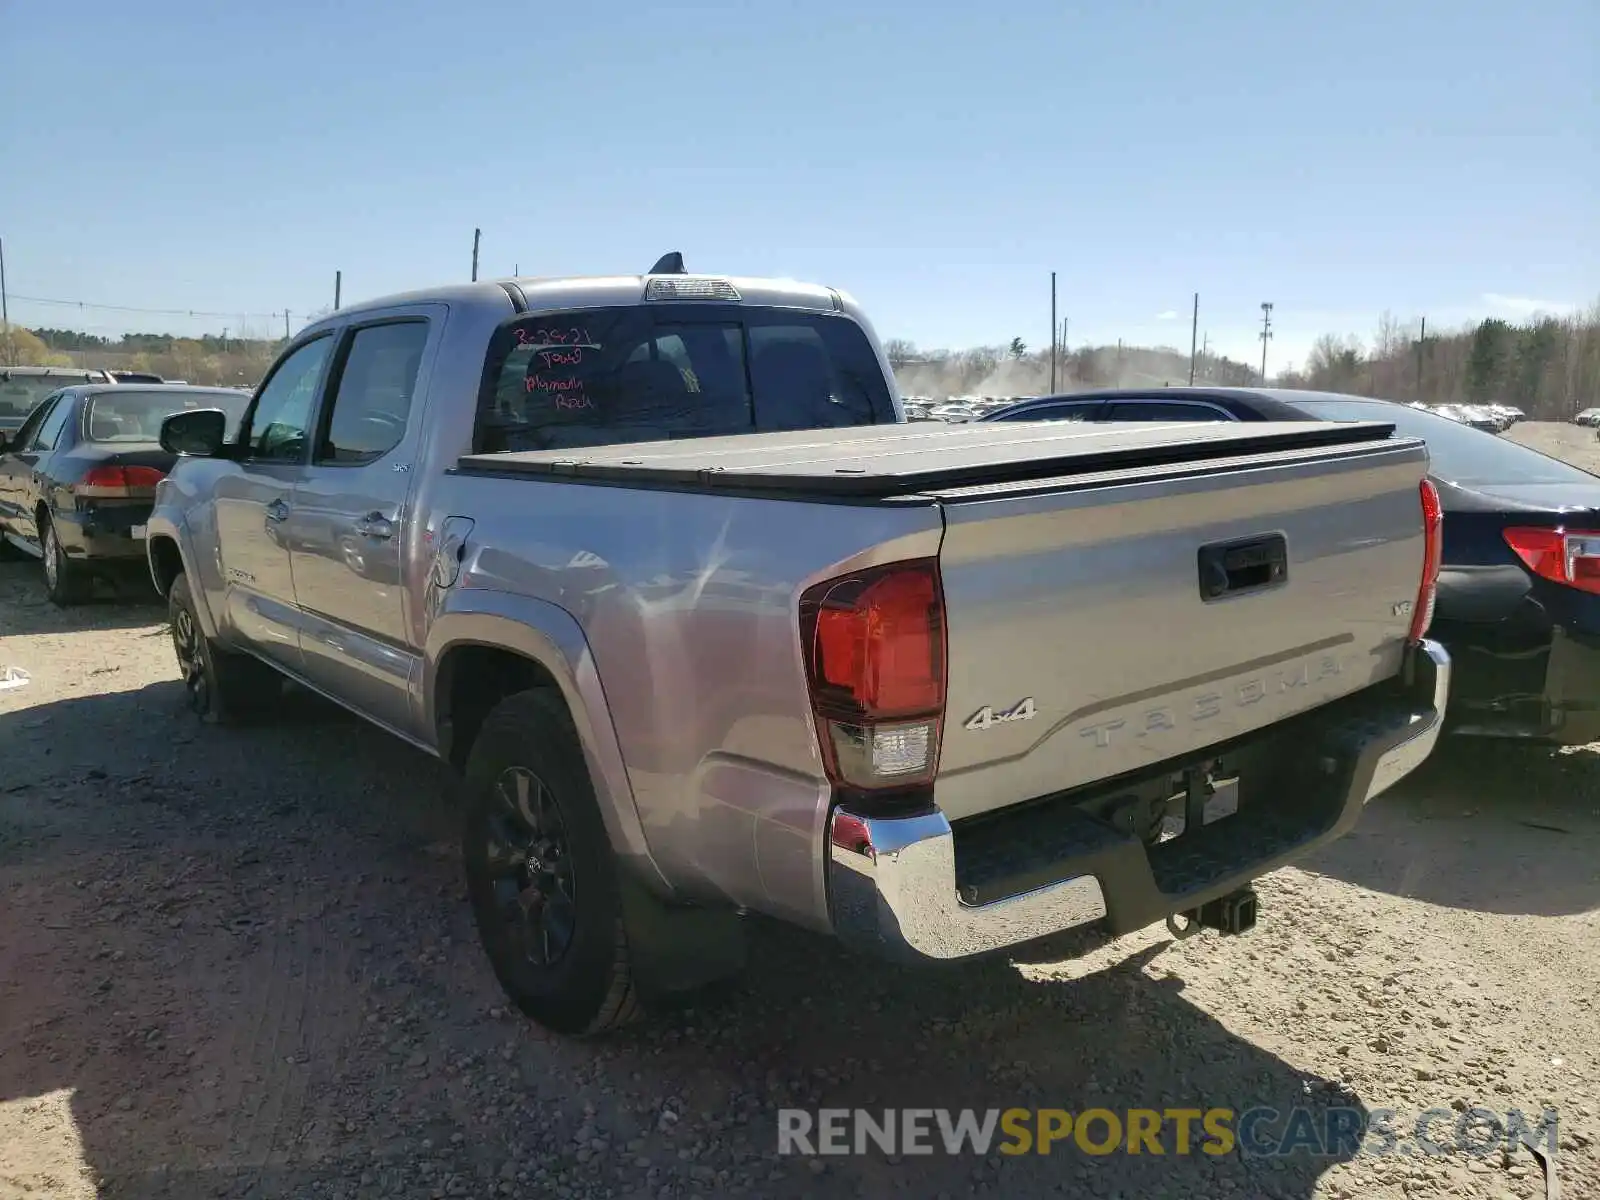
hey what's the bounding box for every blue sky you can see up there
[2,0,1595,372]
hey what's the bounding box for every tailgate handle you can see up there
[1198,534,1287,600]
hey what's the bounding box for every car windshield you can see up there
[1293,399,1599,486]
[82,390,250,443]
[476,306,894,452]
[0,373,98,419]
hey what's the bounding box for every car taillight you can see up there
[1411,478,1443,641]
[1503,526,1600,595]
[80,464,167,497]
[800,558,946,789]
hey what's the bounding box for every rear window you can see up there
[0,373,98,419]
[476,306,893,452]
[1295,400,1599,485]
[83,390,250,443]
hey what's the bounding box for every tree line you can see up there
[0,326,288,388]
[1279,303,1600,417]
[5,302,1598,415]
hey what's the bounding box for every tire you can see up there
[463,689,641,1036]
[40,516,92,606]
[168,573,282,723]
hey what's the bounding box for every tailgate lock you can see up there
[1198,534,1288,601]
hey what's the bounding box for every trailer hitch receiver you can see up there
[1197,887,1258,935]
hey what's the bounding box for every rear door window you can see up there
[8,395,61,451]
[1103,400,1234,422]
[32,395,77,451]
[477,307,893,452]
[990,400,1103,422]
[316,321,429,464]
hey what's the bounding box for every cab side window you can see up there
[244,336,335,462]
[317,321,429,465]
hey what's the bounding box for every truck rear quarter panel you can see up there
[435,471,942,929]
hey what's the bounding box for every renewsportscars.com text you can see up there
[776,1106,1559,1159]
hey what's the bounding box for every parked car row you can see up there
[904,393,1526,433]
[901,393,1035,422]
[1428,402,1524,432]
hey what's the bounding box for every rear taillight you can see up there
[79,464,167,498]
[800,559,946,789]
[1503,526,1600,595]
[1410,478,1443,641]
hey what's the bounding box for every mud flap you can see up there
[619,877,748,1003]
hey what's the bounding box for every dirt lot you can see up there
[3,422,1599,1200]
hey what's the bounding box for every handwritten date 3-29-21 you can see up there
[515,326,597,348]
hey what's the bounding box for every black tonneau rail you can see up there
[454,420,1401,499]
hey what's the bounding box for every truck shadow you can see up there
[1,683,1374,1197]
[0,558,166,636]
[1302,737,1600,916]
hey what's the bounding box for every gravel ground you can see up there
[3,422,1599,1200]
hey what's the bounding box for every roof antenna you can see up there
[648,251,686,275]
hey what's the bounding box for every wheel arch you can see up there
[424,596,668,894]
[148,534,185,598]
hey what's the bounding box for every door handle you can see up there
[356,512,395,540]
[264,498,290,523]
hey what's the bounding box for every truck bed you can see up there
[455,419,1401,498]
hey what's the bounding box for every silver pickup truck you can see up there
[146,265,1450,1036]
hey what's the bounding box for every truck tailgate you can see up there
[931,425,1429,821]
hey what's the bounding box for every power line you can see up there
[7,292,290,321]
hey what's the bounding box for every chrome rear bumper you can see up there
[827,639,1450,963]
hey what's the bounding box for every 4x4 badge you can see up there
[964,698,1037,731]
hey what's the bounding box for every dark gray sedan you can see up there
[0,385,247,604]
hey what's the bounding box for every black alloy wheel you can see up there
[483,765,578,969]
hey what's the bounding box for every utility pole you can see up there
[1050,271,1058,393]
[1188,292,1200,385]
[471,228,481,282]
[334,270,342,311]
[1060,317,1068,355]
[0,236,9,365]
[284,310,291,340]
[1259,302,1274,382]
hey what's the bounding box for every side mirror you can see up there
[160,408,229,457]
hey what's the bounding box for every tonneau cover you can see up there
[455,420,1399,498]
